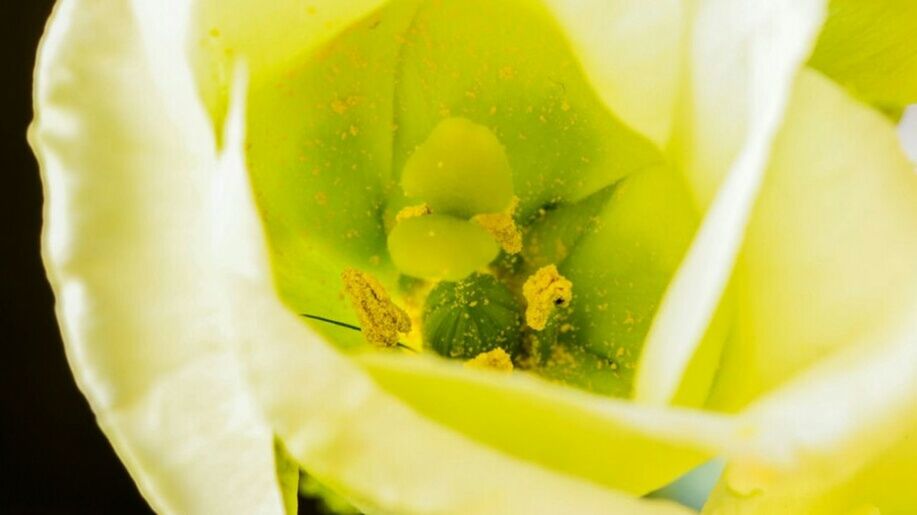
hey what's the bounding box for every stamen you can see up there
[298,313,416,352]
[473,196,523,254]
[341,268,411,347]
[465,348,514,372]
[395,202,432,222]
[522,264,573,331]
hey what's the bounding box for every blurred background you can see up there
[1,2,328,513]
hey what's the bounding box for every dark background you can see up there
[1,1,153,513]
[1,2,324,514]
[1,1,154,512]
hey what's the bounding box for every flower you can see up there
[31,0,917,513]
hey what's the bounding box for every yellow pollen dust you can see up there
[395,203,432,222]
[465,348,514,372]
[523,264,573,331]
[473,197,522,254]
[342,268,411,347]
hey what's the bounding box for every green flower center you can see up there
[245,0,700,398]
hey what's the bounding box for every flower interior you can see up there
[244,0,713,400]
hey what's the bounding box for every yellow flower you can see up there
[31,0,917,513]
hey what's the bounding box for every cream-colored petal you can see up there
[635,0,828,405]
[705,427,917,514]
[359,352,734,496]
[707,70,917,409]
[899,105,917,164]
[703,310,917,513]
[543,0,683,145]
[33,1,284,513]
[700,69,917,514]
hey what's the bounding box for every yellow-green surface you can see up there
[810,0,917,118]
[400,117,515,218]
[31,0,917,513]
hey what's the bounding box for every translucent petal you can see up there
[899,105,917,164]
[32,1,284,512]
[703,311,917,513]
[809,0,917,118]
[707,70,917,409]
[359,353,735,495]
[241,306,710,513]
[636,0,828,404]
[390,0,663,219]
[190,0,390,129]
[705,427,917,514]
[542,0,684,145]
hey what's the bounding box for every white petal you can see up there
[703,310,917,513]
[33,1,284,513]
[700,69,917,514]
[544,0,684,145]
[899,105,917,165]
[635,0,828,404]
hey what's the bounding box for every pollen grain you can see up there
[465,348,514,372]
[395,203,433,222]
[473,196,522,254]
[523,264,573,331]
[342,268,411,347]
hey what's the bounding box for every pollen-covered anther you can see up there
[465,348,514,372]
[341,268,411,347]
[473,196,522,254]
[395,203,432,222]
[523,264,573,331]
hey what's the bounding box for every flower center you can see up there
[244,0,701,398]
